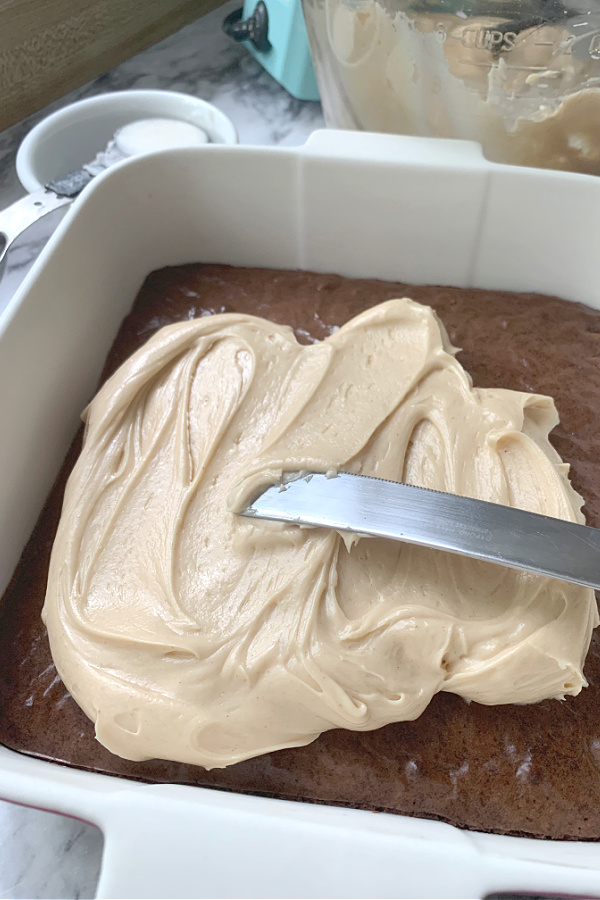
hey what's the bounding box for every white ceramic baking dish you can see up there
[1,130,599,900]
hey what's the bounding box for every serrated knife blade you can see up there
[240,472,600,589]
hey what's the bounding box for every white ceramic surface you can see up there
[1,132,600,899]
[16,89,238,192]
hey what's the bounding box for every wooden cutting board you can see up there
[0,0,226,132]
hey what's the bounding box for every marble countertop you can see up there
[0,4,322,897]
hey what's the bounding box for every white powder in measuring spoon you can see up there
[114,118,210,156]
[84,118,211,176]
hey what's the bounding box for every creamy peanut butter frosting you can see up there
[43,298,598,768]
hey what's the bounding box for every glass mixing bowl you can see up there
[302,0,600,172]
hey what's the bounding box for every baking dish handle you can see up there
[0,747,599,899]
[302,128,489,167]
[94,789,600,900]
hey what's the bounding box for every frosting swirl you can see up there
[43,298,598,767]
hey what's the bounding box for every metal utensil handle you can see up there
[0,190,73,280]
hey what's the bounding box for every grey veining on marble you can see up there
[0,804,103,900]
[0,2,323,898]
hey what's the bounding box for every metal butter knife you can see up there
[241,473,600,589]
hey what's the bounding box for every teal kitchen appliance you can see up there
[223,0,320,101]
